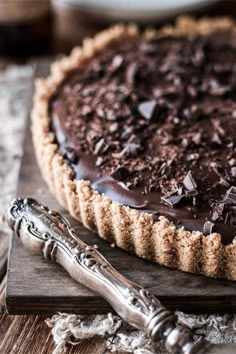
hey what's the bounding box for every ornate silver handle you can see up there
[6,198,236,354]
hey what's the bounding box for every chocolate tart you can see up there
[32,17,236,280]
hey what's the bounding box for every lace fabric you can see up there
[46,312,236,354]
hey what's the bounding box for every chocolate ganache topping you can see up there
[50,31,236,245]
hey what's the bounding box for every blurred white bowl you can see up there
[53,0,218,23]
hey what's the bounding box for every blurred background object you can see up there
[0,0,52,56]
[52,0,218,23]
[52,0,219,52]
[0,0,236,56]
[51,0,236,53]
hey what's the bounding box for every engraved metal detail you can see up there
[7,198,213,353]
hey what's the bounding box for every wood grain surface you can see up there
[6,93,236,315]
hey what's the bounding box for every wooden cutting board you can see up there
[6,62,236,315]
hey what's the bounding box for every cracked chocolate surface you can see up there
[50,31,236,244]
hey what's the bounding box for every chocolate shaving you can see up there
[187,85,197,97]
[96,157,104,166]
[121,126,133,140]
[219,178,230,188]
[229,158,236,167]
[161,194,184,208]
[81,105,92,116]
[154,86,178,98]
[211,202,225,222]
[231,167,236,177]
[186,153,199,162]
[210,82,230,96]
[110,55,124,73]
[223,186,236,204]
[211,132,222,147]
[124,142,141,158]
[161,171,198,208]
[203,220,215,235]
[106,110,116,121]
[210,162,223,176]
[183,171,197,192]
[138,100,157,120]
[181,138,190,148]
[111,166,129,181]
[126,62,138,86]
[192,132,202,146]
[109,122,118,133]
[215,202,225,216]
[212,211,220,221]
[96,108,105,118]
[94,138,105,155]
[211,119,225,137]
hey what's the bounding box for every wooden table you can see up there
[1,1,236,353]
[0,286,108,354]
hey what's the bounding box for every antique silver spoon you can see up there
[6,198,236,354]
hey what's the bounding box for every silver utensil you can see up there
[6,198,236,354]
